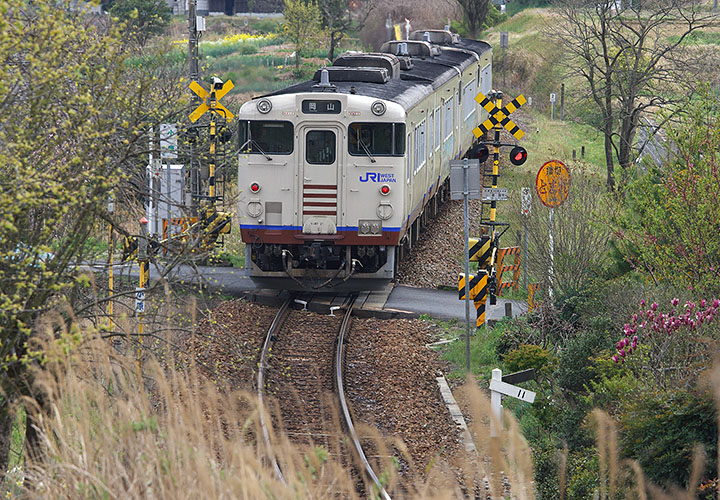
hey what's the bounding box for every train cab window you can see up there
[348,123,406,156]
[239,120,293,155]
[306,130,336,164]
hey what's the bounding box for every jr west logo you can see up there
[359,172,397,183]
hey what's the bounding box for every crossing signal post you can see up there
[458,90,528,324]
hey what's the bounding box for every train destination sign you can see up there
[535,160,570,208]
[302,100,342,114]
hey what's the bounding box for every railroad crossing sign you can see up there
[189,80,235,122]
[472,91,527,140]
[521,187,532,216]
[536,159,570,208]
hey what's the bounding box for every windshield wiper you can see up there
[239,138,273,161]
[355,130,376,163]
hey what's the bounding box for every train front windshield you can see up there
[348,123,406,156]
[239,120,294,154]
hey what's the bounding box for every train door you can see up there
[300,125,342,234]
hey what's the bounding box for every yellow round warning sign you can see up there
[535,160,570,208]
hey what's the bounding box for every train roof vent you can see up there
[398,57,413,70]
[312,66,390,84]
[333,52,400,79]
[409,29,460,45]
[379,40,441,58]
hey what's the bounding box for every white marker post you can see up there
[489,368,537,437]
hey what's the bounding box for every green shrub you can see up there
[532,437,562,500]
[484,5,508,28]
[620,388,717,488]
[555,326,615,395]
[251,18,282,33]
[503,344,551,374]
[565,450,599,500]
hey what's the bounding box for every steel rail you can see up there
[257,297,293,484]
[335,295,392,500]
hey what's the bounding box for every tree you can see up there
[283,0,324,71]
[109,0,172,46]
[550,0,719,190]
[318,0,375,61]
[456,0,490,38]
[613,86,720,295]
[0,0,182,474]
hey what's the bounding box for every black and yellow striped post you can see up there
[208,88,217,203]
[469,236,493,266]
[458,272,489,328]
[137,217,149,372]
[107,197,114,327]
[474,294,487,327]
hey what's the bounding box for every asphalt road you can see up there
[96,262,527,322]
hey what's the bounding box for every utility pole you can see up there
[188,0,201,215]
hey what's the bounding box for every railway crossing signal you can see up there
[189,79,235,122]
[510,146,528,166]
[458,272,488,301]
[468,236,492,264]
[472,91,526,140]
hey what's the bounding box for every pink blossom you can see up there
[612,355,620,363]
[714,299,719,308]
[671,298,679,306]
[651,302,658,311]
[640,299,646,307]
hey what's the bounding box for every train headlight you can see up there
[250,182,261,193]
[256,99,272,114]
[377,202,393,220]
[371,100,386,116]
[380,184,391,195]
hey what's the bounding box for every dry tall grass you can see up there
[16,335,535,499]
[13,322,720,498]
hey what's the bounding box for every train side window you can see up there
[481,64,492,96]
[306,130,336,165]
[434,106,441,150]
[443,97,454,143]
[463,81,476,121]
[406,134,411,184]
[428,111,434,156]
[239,120,294,155]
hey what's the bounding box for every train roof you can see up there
[261,37,491,113]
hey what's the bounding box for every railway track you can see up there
[257,295,391,500]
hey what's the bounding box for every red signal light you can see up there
[472,144,490,163]
[250,182,260,193]
[509,146,528,166]
[380,184,390,195]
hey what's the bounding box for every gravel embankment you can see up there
[396,199,485,289]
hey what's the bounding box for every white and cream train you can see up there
[237,30,492,289]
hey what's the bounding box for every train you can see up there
[237,29,492,290]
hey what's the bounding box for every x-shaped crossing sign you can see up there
[472,91,526,140]
[189,80,235,123]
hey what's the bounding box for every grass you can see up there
[668,30,720,45]
[432,319,509,381]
